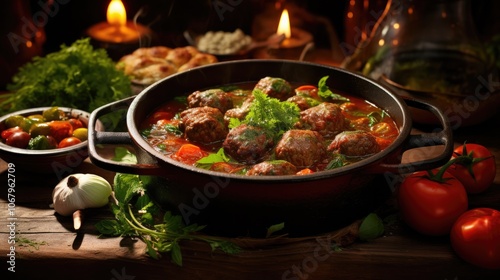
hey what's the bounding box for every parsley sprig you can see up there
[230,89,300,138]
[2,38,131,114]
[318,76,350,102]
[96,148,240,266]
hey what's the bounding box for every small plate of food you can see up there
[184,29,285,60]
[116,45,219,87]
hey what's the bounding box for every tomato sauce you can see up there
[141,79,399,176]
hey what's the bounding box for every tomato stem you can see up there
[427,157,459,183]
[451,143,494,181]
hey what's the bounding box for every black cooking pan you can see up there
[88,60,453,237]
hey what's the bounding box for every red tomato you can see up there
[450,208,500,270]
[1,126,23,140]
[397,170,468,236]
[173,144,208,165]
[447,143,496,194]
[48,121,73,142]
[295,85,319,99]
[46,135,59,148]
[58,136,82,148]
[67,118,84,130]
[6,131,31,148]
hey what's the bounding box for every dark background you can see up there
[1,0,498,90]
[37,0,349,53]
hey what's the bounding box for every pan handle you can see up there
[375,98,454,174]
[88,96,163,175]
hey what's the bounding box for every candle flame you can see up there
[107,0,127,26]
[277,9,291,38]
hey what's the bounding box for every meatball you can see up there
[179,107,228,144]
[253,77,293,101]
[187,89,234,113]
[328,131,381,157]
[246,160,297,176]
[295,102,348,137]
[223,124,274,164]
[275,130,326,167]
[223,94,254,125]
[286,95,319,111]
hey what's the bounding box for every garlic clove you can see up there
[52,173,112,217]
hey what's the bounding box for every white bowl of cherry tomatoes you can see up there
[0,106,99,175]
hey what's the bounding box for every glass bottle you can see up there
[342,0,491,95]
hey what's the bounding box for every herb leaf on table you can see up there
[95,148,240,266]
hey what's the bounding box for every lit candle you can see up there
[275,9,313,49]
[86,0,150,44]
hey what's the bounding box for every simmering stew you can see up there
[140,76,399,176]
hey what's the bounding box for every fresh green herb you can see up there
[269,77,292,93]
[196,148,230,169]
[305,97,322,108]
[358,213,385,241]
[164,124,183,136]
[173,96,188,105]
[266,222,285,238]
[331,242,343,252]
[366,110,388,126]
[112,146,138,163]
[96,148,240,265]
[349,110,388,127]
[238,90,300,138]
[2,38,131,115]
[228,117,241,129]
[157,143,167,150]
[15,237,47,252]
[326,154,348,169]
[141,128,151,138]
[318,76,349,102]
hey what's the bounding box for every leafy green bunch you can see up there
[229,89,300,140]
[95,148,240,266]
[2,38,132,114]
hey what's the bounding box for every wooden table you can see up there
[1,101,500,280]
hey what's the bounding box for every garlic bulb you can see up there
[52,173,112,216]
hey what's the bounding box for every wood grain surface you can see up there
[1,111,499,280]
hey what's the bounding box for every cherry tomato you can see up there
[5,131,31,148]
[27,114,46,123]
[72,128,88,141]
[42,106,64,121]
[173,144,208,165]
[450,208,500,270]
[447,143,496,194]
[1,126,23,140]
[397,170,468,236]
[46,135,59,148]
[58,136,82,148]
[48,121,73,142]
[4,115,33,132]
[30,122,51,137]
[28,135,58,150]
[68,118,84,130]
